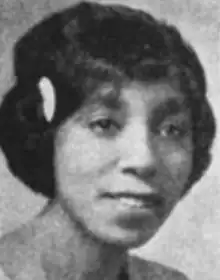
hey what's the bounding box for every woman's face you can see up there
[54,80,192,248]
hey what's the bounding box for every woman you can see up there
[0,1,216,279]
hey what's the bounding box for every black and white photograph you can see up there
[0,1,219,279]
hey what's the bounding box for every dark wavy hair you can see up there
[0,1,216,198]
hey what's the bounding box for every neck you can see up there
[34,199,128,280]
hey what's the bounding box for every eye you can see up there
[159,122,190,138]
[89,117,120,136]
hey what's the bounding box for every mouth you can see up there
[102,192,164,210]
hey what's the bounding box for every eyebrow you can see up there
[86,86,122,111]
[150,97,190,123]
[73,87,122,123]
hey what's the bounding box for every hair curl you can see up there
[0,1,216,198]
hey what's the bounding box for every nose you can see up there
[119,121,157,179]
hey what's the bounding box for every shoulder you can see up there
[0,267,11,280]
[0,224,47,280]
[128,254,190,280]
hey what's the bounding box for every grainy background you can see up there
[0,1,219,279]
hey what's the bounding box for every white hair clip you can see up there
[38,77,56,122]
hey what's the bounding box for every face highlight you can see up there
[54,81,192,249]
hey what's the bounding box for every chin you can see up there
[92,227,155,249]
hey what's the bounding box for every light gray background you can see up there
[0,1,219,279]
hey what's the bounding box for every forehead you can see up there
[80,80,188,113]
[121,81,186,106]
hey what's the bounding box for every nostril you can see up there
[122,167,137,176]
[122,166,156,179]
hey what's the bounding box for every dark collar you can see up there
[119,262,129,280]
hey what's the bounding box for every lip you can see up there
[102,192,164,208]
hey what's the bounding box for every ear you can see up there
[38,77,56,122]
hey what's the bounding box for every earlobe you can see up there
[38,77,56,122]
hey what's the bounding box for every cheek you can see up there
[55,127,118,176]
[54,126,119,207]
[156,146,192,211]
[168,150,192,180]
[163,148,192,187]
[158,144,192,191]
